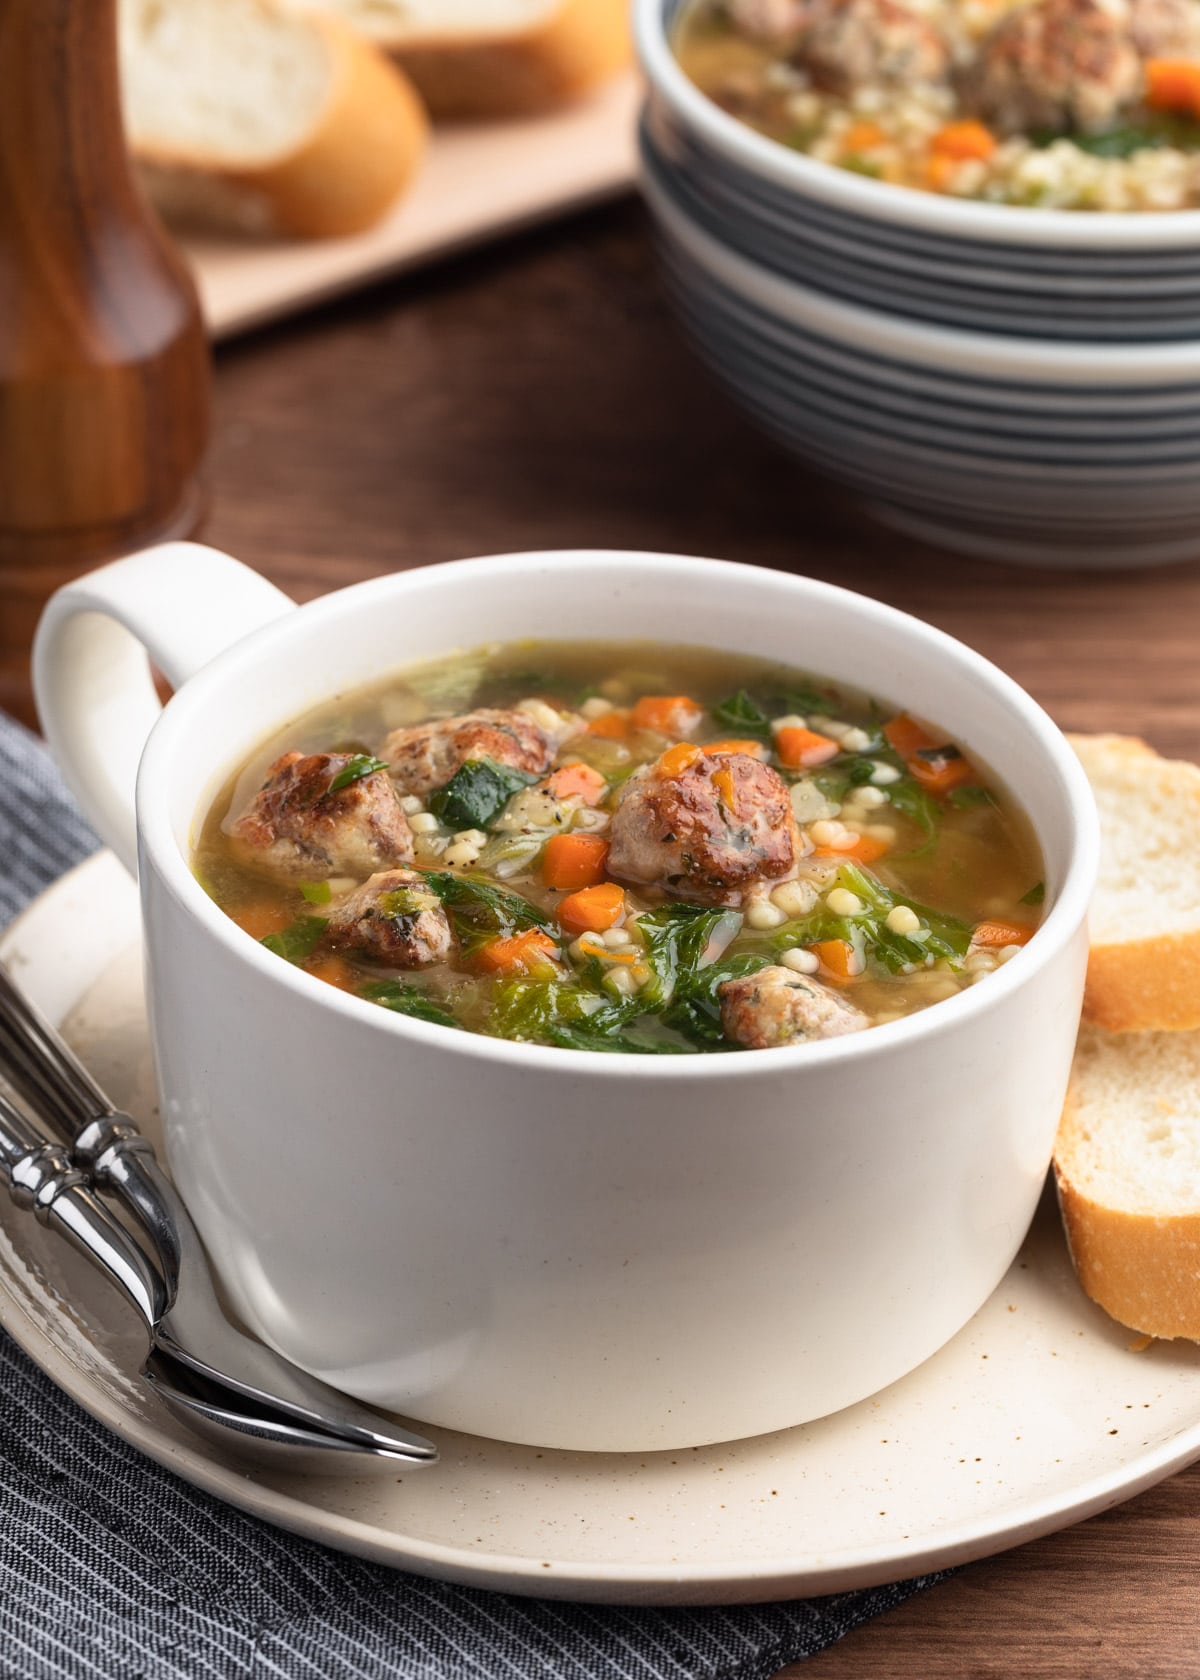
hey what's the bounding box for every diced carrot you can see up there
[842,120,884,152]
[587,710,630,740]
[775,726,841,770]
[811,833,890,866]
[542,832,610,890]
[925,152,963,194]
[234,903,296,941]
[882,714,936,757]
[972,920,1034,949]
[706,738,767,758]
[712,766,737,812]
[658,742,703,778]
[930,119,997,161]
[1145,58,1200,116]
[907,750,974,796]
[558,882,626,936]
[475,929,561,974]
[813,939,857,981]
[543,763,607,806]
[630,695,704,736]
[305,956,357,993]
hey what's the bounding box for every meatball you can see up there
[382,708,568,800]
[607,747,800,906]
[728,0,809,41]
[322,870,453,967]
[793,0,951,93]
[962,0,1146,135]
[229,751,413,881]
[720,965,868,1049]
[1128,0,1200,54]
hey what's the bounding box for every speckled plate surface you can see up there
[3,850,1200,1606]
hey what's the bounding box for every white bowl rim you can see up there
[138,549,1099,1080]
[635,0,1200,251]
[645,161,1200,378]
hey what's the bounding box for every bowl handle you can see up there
[32,542,296,876]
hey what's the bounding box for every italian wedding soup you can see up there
[195,643,1045,1053]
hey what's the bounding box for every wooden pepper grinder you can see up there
[0,0,210,724]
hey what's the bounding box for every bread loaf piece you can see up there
[120,0,429,238]
[1068,732,1200,1033]
[305,0,632,116]
[1055,1023,1200,1340]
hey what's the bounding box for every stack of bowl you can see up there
[635,0,1200,567]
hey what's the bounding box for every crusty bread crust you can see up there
[1055,1083,1200,1339]
[133,13,428,238]
[1085,934,1200,1033]
[389,0,632,118]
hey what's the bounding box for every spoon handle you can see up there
[0,1088,166,1331]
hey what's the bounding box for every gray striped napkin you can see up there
[0,708,946,1679]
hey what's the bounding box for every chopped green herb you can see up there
[428,757,539,831]
[947,784,998,810]
[328,754,388,794]
[360,980,460,1030]
[298,880,332,905]
[712,690,772,737]
[770,863,971,978]
[1020,881,1046,906]
[260,915,328,964]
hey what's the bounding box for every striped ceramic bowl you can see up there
[643,157,1200,566]
[638,0,1200,343]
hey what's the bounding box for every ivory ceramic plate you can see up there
[186,77,638,341]
[3,851,1200,1606]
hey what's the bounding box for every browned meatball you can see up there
[729,0,809,40]
[322,870,453,967]
[229,751,413,881]
[1128,0,1200,54]
[382,709,566,800]
[793,0,951,93]
[607,748,800,906]
[962,0,1147,135]
[720,965,868,1049]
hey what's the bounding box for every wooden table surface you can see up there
[26,194,1200,1675]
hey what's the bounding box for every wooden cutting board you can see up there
[185,75,640,341]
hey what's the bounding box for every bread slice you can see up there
[304,0,632,117]
[1069,732,1200,1033]
[120,0,429,238]
[1055,1024,1200,1339]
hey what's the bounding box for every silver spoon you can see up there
[0,965,438,1468]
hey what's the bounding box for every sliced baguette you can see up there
[304,0,632,117]
[1055,1024,1200,1339]
[1068,731,1200,1033]
[120,0,429,238]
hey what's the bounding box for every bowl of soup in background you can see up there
[637,0,1200,343]
[33,543,1098,1452]
[641,158,1200,568]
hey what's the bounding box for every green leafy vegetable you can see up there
[422,872,552,958]
[712,690,772,737]
[770,864,971,977]
[635,904,730,1009]
[360,980,460,1029]
[260,915,328,964]
[947,784,998,810]
[428,757,539,831]
[773,684,834,718]
[1020,881,1046,906]
[328,754,388,793]
[299,880,332,905]
[879,766,940,855]
[662,951,770,1045]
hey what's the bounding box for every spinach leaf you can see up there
[712,690,772,737]
[328,754,388,793]
[546,1021,696,1055]
[360,980,460,1030]
[880,767,940,855]
[260,915,327,964]
[947,784,997,810]
[662,950,771,1046]
[769,863,971,977]
[635,904,730,1009]
[422,872,553,936]
[1021,880,1046,906]
[772,684,835,718]
[298,880,332,905]
[428,757,539,831]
